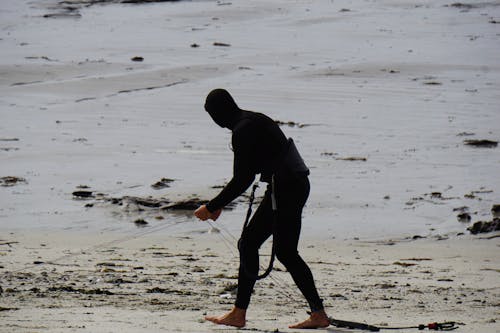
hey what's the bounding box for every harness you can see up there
[237,175,277,280]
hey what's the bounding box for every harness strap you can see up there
[238,176,277,280]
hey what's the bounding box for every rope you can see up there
[10,219,186,274]
[206,219,301,303]
[205,182,305,304]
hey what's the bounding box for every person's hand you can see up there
[194,205,222,221]
[211,208,222,221]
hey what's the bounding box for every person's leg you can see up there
[205,188,273,327]
[273,176,330,329]
[235,189,274,309]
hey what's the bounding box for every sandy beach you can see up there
[1,0,499,332]
[1,230,499,333]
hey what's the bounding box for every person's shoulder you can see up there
[234,111,258,132]
[242,110,277,128]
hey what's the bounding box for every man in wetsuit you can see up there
[194,89,330,329]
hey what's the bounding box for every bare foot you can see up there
[289,309,330,329]
[205,307,246,328]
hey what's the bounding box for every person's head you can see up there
[204,88,241,128]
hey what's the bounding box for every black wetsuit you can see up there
[204,89,324,312]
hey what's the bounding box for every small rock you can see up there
[190,43,200,48]
[134,218,148,226]
[491,204,500,217]
[131,56,144,62]
[72,190,93,198]
[457,212,471,223]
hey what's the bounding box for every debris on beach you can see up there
[213,42,231,47]
[0,306,19,312]
[71,181,242,221]
[405,190,460,209]
[492,204,500,217]
[464,188,494,199]
[467,218,500,234]
[275,120,310,128]
[218,282,238,296]
[393,261,417,267]
[321,152,367,161]
[130,56,144,62]
[457,212,471,223]
[457,132,475,137]
[161,198,207,211]
[423,81,443,86]
[121,196,170,208]
[463,139,498,148]
[134,218,149,226]
[445,3,478,10]
[151,178,175,190]
[453,206,469,213]
[48,286,114,295]
[0,176,27,187]
[72,190,94,199]
[43,12,82,19]
[336,156,367,162]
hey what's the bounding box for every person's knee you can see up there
[275,247,299,267]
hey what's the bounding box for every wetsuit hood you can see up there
[204,89,242,129]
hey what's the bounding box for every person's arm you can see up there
[205,128,256,213]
